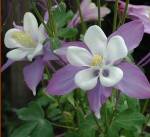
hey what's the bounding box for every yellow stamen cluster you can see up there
[91,54,103,66]
[12,32,36,48]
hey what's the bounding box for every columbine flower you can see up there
[68,0,110,27]
[66,25,127,90]
[2,12,60,95]
[4,12,46,61]
[47,20,150,118]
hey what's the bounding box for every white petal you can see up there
[67,46,93,66]
[84,25,107,55]
[4,29,24,48]
[106,35,128,63]
[6,49,28,61]
[100,66,123,87]
[23,12,39,40]
[38,24,46,43]
[27,43,43,61]
[75,68,98,90]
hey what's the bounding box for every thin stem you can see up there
[76,0,86,33]
[92,113,104,133]
[137,52,150,65]
[97,0,101,27]
[104,91,120,135]
[50,122,78,130]
[41,91,56,102]
[142,100,149,114]
[140,114,150,137]
[32,3,51,37]
[121,0,129,25]
[45,66,51,79]
[108,91,120,127]
[47,0,57,37]
[104,104,108,131]
[86,94,104,134]
[140,58,150,67]
[113,0,119,32]
[74,90,86,115]
[137,52,150,66]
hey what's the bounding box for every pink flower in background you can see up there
[68,0,110,27]
[107,0,150,34]
[47,20,150,118]
[119,1,150,34]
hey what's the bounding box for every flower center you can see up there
[12,32,36,48]
[91,54,103,66]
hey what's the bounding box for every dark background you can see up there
[2,0,150,136]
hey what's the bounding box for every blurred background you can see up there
[2,0,150,137]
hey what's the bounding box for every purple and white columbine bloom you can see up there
[2,12,59,95]
[47,20,150,118]
[4,12,45,61]
[68,0,110,28]
[66,25,127,90]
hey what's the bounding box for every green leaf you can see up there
[36,95,50,107]
[67,93,75,107]
[10,122,37,137]
[106,123,120,137]
[125,96,140,111]
[16,103,44,121]
[121,130,139,137]
[36,90,53,107]
[114,110,145,130]
[31,119,54,137]
[65,116,96,137]
[78,119,96,137]
[58,28,78,39]
[50,37,60,50]
[53,2,74,28]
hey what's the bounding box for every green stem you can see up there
[47,0,57,37]
[104,104,108,131]
[74,90,85,122]
[142,100,149,114]
[50,122,78,130]
[32,3,51,37]
[41,91,56,102]
[92,113,104,134]
[106,91,120,132]
[45,66,51,79]
[76,0,86,33]
[121,0,129,25]
[140,114,150,137]
[97,0,101,27]
[75,89,86,115]
[113,0,119,32]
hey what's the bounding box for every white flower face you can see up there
[67,25,128,90]
[4,12,46,61]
